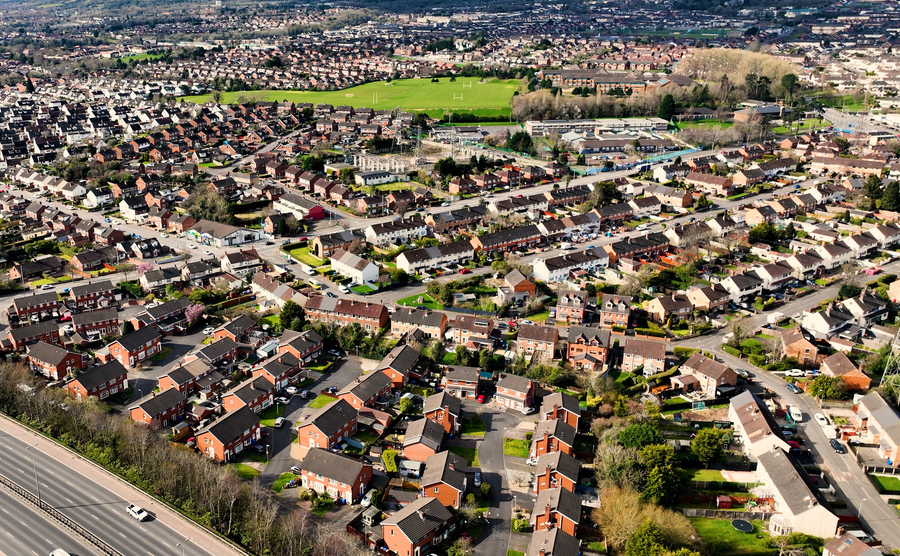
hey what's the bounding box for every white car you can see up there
[422,277,434,283]
[521,319,535,326]
[160,232,168,238]
[789,406,803,423]
[187,243,197,249]
[814,413,829,427]
[203,250,213,256]
[525,457,538,465]
[202,327,215,335]
[521,406,536,415]
[285,386,299,396]
[274,417,286,428]
[126,504,149,521]
[786,369,805,377]
[338,285,350,294]
[62,324,74,334]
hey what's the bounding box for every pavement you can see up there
[0,414,242,556]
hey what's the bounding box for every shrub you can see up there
[512,518,529,532]
[480,482,491,498]
[748,354,767,367]
[721,344,742,357]
[611,325,626,332]
[635,328,666,337]
[673,346,697,358]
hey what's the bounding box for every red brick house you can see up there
[297,399,357,449]
[338,370,393,410]
[555,290,594,325]
[422,451,468,509]
[195,406,261,461]
[168,213,196,233]
[423,391,461,435]
[539,392,581,430]
[304,298,389,332]
[402,417,445,462]
[297,448,372,503]
[158,359,219,397]
[441,366,481,399]
[566,326,611,370]
[251,352,301,392]
[66,360,128,401]
[516,325,559,361]
[381,497,454,556]
[212,315,259,344]
[128,389,186,428]
[494,374,536,411]
[469,225,541,253]
[530,419,577,457]
[276,329,324,364]
[69,280,116,309]
[530,487,580,536]
[222,376,274,414]
[533,451,580,494]
[104,326,162,368]
[680,353,737,397]
[11,292,60,321]
[26,341,84,380]
[8,321,61,352]
[376,344,420,390]
[597,294,632,328]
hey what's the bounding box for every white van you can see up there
[308,278,322,290]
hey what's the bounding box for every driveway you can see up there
[257,356,366,487]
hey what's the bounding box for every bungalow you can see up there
[66,360,128,401]
[297,448,372,504]
[128,388,187,428]
[756,448,838,537]
[297,398,358,450]
[195,406,261,462]
[402,417,446,462]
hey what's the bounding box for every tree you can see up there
[780,73,799,103]
[382,449,398,473]
[882,180,900,211]
[455,345,471,367]
[115,263,137,281]
[727,317,753,348]
[185,304,204,324]
[695,194,711,210]
[430,339,446,364]
[808,375,846,400]
[400,397,414,414]
[691,429,724,467]
[338,167,355,185]
[280,300,305,331]
[748,221,778,243]
[447,538,472,556]
[657,94,676,121]
[506,131,534,154]
[625,520,667,556]
[594,443,644,491]
[838,283,862,300]
[618,424,664,449]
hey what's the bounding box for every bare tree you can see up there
[509,470,531,486]
[727,316,754,348]
[394,199,410,219]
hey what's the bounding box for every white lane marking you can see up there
[91,513,100,520]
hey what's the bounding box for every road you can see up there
[0,417,233,556]
[679,256,900,549]
[0,486,97,556]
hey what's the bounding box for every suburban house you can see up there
[442,366,482,399]
[69,281,116,309]
[780,327,818,366]
[221,376,275,414]
[469,225,541,253]
[213,315,259,343]
[330,248,379,285]
[158,359,222,398]
[566,326,611,372]
[66,360,128,401]
[402,417,446,462]
[721,273,764,302]
[495,269,537,305]
[390,308,448,340]
[539,392,581,430]
[822,534,882,556]
[194,406,262,462]
[756,448,839,537]
[853,391,900,466]
[555,290,594,325]
[376,345,421,389]
[450,315,494,350]
[421,451,468,509]
[423,391,462,435]
[495,374,536,411]
[526,529,581,556]
[530,487,581,536]
[222,249,263,276]
[251,352,302,392]
[26,341,84,380]
[128,389,187,428]
[11,292,61,321]
[304,298,389,332]
[516,325,559,361]
[646,293,693,324]
[597,294,632,328]
[728,391,791,461]
[380,497,454,556]
[396,241,475,275]
[7,321,61,352]
[530,419,577,457]
[277,329,324,364]
[533,451,580,494]
[680,353,738,396]
[297,398,358,450]
[820,352,871,391]
[622,338,667,376]
[297,448,372,504]
[338,370,393,410]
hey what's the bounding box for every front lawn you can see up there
[259,314,280,329]
[233,463,260,480]
[288,246,326,267]
[351,284,376,294]
[527,311,551,323]
[449,446,480,467]
[503,438,530,458]
[870,474,900,493]
[259,405,287,428]
[397,292,442,310]
[308,394,335,409]
[149,346,172,362]
[272,472,298,493]
[689,518,773,555]
[306,360,334,373]
[461,416,487,436]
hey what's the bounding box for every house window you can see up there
[433,487,439,493]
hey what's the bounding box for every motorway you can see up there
[0,419,225,556]
[680,257,900,550]
[0,486,97,556]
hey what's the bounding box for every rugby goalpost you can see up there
[453,93,464,101]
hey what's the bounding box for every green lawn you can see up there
[691,469,726,481]
[288,246,326,267]
[259,405,287,428]
[503,438,530,458]
[351,285,376,294]
[119,52,165,62]
[232,463,260,480]
[259,314,280,328]
[689,518,773,555]
[306,360,334,373]
[527,310,551,323]
[179,78,520,116]
[397,292,442,310]
[675,119,734,131]
[508,551,525,556]
[31,276,73,286]
[771,118,830,135]
[149,346,172,362]
[308,394,334,409]
[272,472,298,493]
[449,447,480,467]
[355,431,380,444]
[461,417,487,436]
[870,474,900,493]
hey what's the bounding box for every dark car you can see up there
[785,383,803,395]
[266,241,275,245]
[830,439,846,454]
[250,444,267,454]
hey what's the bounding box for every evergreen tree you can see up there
[865,174,884,200]
[625,520,666,556]
[657,94,676,120]
[881,180,900,211]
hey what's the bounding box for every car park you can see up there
[830,439,847,454]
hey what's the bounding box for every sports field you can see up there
[178,78,519,116]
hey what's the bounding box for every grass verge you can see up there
[308,394,335,409]
[461,417,487,436]
[449,447,480,467]
[503,438,530,458]
[233,463,260,480]
[272,472,298,493]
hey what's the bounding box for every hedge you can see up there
[673,346,698,358]
[611,325,626,332]
[721,344,742,358]
[635,328,666,337]
[749,354,766,367]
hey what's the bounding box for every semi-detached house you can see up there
[381,497,454,556]
[390,308,448,340]
[66,360,128,402]
[470,225,540,253]
[365,218,429,247]
[7,321,61,352]
[69,280,116,309]
[297,448,372,504]
[396,241,474,275]
[338,370,393,410]
[516,324,559,361]
[305,297,389,332]
[27,341,84,380]
[421,451,468,509]
[128,389,187,428]
[297,399,358,450]
[195,406,261,462]
[222,376,274,414]
[104,326,162,368]
[532,249,608,283]
[495,373,536,411]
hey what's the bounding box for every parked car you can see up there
[815,413,829,427]
[785,383,802,394]
[786,369,805,377]
[789,406,803,423]
[285,386,299,396]
[422,277,434,283]
[274,417,286,428]
[126,504,149,521]
[525,457,538,466]
[327,349,342,357]
[735,369,750,378]
[459,268,471,275]
[326,291,338,298]
[300,390,310,399]
[521,319,535,326]
[473,472,482,487]
[476,394,486,403]
[275,397,290,405]
[202,327,215,335]
[829,438,847,454]
[521,406,536,415]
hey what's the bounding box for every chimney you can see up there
[417,510,425,520]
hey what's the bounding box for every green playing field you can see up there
[179,78,519,115]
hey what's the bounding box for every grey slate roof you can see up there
[217,315,256,337]
[392,307,446,328]
[13,291,60,310]
[26,341,75,366]
[298,448,370,486]
[496,373,533,394]
[532,487,582,524]
[757,448,832,516]
[535,451,581,482]
[540,392,581,418]
[72,307,119,327]
[70,280,114,297]
[224,376,273,404]
[403,417,445,451]
[114,326,162,352]
[9,321,59,341]
[381,497,453,541]
[338,369,392,402]
[196,406,260,443]
[305,398,356,437]
[197,337,239,362]
[74,360,128,390]
[128,388,185,416]
[526,528,581,556]
[377,344,420,376]
[567,326,610,347]
[145,298,191,321]
[421,450,468,491]
[423,391,461,417]
[532,419,577,447]
[444,366,481,383]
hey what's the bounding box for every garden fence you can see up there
[681,508,773,521]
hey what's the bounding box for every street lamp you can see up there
[176,537,191,556]
[858,498,866,519]
[25,444,41,505]
[265,444,270,463]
